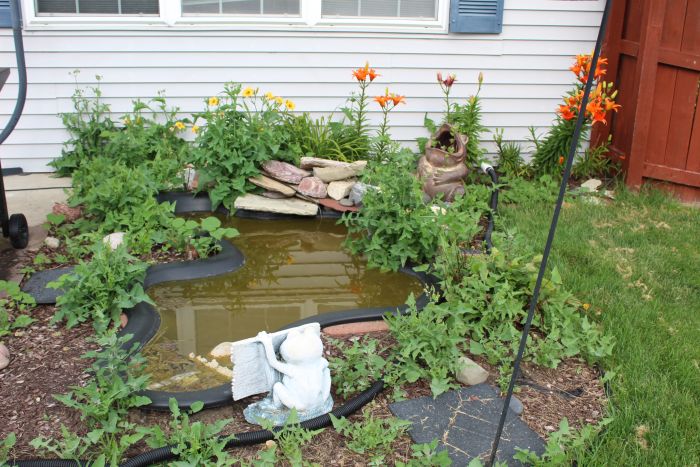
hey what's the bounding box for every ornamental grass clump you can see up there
[531,54,620,176]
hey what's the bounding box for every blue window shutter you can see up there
[0,0,12,28]
[450,0,504,34]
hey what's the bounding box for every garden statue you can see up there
[224,323,333,426]
[417,123,469,202]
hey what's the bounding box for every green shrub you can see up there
[0,280,36,337]
[342,153,490,272]
[493,128,527,178]
[328,336,387,398]
[285,113,367,162]
[190,84,301,212]
[31,334,152,465]
[49,244,152,335]
[139,398,235,467]
[258,410,323,466]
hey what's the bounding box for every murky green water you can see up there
[143,215,424,392]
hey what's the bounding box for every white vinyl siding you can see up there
[0,0,604,172]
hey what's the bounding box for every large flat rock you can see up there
[234,194,319,216]
[299,157,367,170]
[262,160,310,185]
[389,384,544,465]
[249,175,295,197]
[313,161,366,183]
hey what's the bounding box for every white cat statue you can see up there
[243,326,333,426]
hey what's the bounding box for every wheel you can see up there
[8,213,29,249]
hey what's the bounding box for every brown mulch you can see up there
[0,305,98,457]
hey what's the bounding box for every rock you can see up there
[182,164,198,191]
[581,178,602,192]
[327,180,356,201]
[234,194,319,216]
[318,198,359,213]
[52,203,82,222]
[297,177,328,198]
[120,313,128,329]
[0,344,9,370]
[509,395,524,415]
[210,342,232,358]
[103,232,126,250]
[44,236,60,249]
[313,161,366,183]
[249,175,296,197]
[348,182,374,206]
[339,198,354,207]
[261,190,289,199]
[262,160,310,185]
[300,157,357,170]
[456,356,488,386]
[323,321,389,336]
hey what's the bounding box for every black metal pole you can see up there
[0,0,27,236]
[487,0,614,464]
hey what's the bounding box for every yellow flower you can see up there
[123,117,131,125]
[242,87,255,97]
[275,96,284,106]
[174,121,186,131]
[192,125,200,134]
[285,99,295,111]
[583,303,591,311]
[208,96,219,106]
[264,91,275,100]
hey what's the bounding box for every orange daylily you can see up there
[557,104,576,121]
[604,97,621,112]
[390,94,406,106]
[352,62,379,82]
[374,95,389,108]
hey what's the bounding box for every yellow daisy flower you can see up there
[264,91,275,100]
[582,303,591,311]
[285,99,295,111]
[123,117,131,125]
[208,96,219,106]
[192,125,200,134]
[174,121,186,131]
[242,87,255,97]
[275,96,284,106]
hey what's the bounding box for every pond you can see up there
[142,215,425,392]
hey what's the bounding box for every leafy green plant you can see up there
[139,398,235,466]
[258,410,323,466]
[0,280,36,337]
[493,128,527,178]
[31,333,152,465]
[330,409,411,465]
[396,440,452,467]
[49,71,115,176]
[0,433,16,466]
[385,296,466,397]
[448,74,487,166]
[164,216,239,258]
[342,153,490,271]
[434,239,614,389]
[572,135,618,180]
[284,113,367,162]
[190,84,301,211]
[514,418,612,466]
[49,244,152,335]
[328,336,387,398]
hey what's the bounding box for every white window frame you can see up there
[21,0,450,32]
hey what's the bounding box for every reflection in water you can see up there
[143,216,424,391]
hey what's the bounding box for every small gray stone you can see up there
[44,236,60,249]
[456,356,489,386]
[581,178,602,192]
[348,182,371,206]
[509,396,524,415]
[339,198,354,207]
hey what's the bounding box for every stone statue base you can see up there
[244,395,334,426]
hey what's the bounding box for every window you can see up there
[35,0,159,15]
[182,0,300,16]
[322,0,437,19]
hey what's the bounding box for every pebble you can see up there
[339,198,354,207]
[509,396,524,415]
[456,356,489,386]
[44,236,60,249]
[0,344,9,370]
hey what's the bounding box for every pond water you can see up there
[143,215,424,392]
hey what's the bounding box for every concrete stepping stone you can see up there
[389,384,544,465]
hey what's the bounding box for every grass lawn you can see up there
[499,186,700,466]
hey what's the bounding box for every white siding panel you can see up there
[0,0,604,171]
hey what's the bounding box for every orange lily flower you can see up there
[557,105,575,121]
[390,94,406,106]
[604,98,621,112]
[374,95,389,108]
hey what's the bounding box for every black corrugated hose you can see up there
[9,380,384,467]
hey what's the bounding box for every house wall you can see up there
[0,0,604,172]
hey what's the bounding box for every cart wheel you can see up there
[8,213,29,249]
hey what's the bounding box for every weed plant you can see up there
[0,280,36,337]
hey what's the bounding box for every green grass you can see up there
[498,186,700,465]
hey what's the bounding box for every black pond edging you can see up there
[124,191,437,410]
